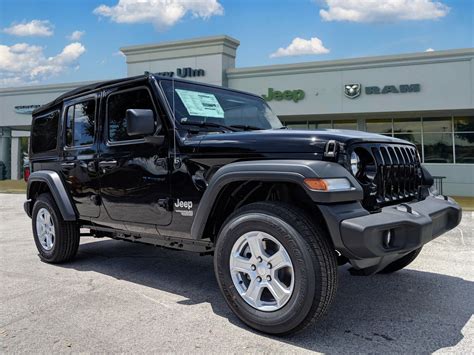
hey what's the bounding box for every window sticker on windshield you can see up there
[175,89,224,118]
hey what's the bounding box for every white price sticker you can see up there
[175,89,224,118]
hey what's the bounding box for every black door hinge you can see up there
[90,194,101,206]
[158,198,174,211]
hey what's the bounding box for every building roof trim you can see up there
[0,80,96,96]
[226,48,474,78]
[120,35,240,55]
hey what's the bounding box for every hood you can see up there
[184,129,413,155]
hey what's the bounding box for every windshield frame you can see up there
[158,78,283,132]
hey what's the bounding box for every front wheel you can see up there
[214,202,338,335]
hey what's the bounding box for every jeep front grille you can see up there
[352,143,422,209]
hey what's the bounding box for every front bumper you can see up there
[320,196,462,272]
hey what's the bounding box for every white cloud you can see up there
[425,48,435,52]
[319,0,450,22]
[67,30,85,41]
[93,0,224,30]
[270,37,330,58]
[3,19,54,37]
[0,42,86,87]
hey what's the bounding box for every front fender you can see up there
[190,159,363,239]
[26,171,77,221]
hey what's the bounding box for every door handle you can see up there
[98,160,118,170]
[61,162,76,168]
[87,161,97,172]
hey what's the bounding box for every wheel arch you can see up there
[191,159,363,242]
[26,171,77,221]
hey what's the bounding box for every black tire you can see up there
[379,247,422,274]
[32,193,80,263]
[214,202,338,335]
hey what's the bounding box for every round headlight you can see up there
[350,151,360,175]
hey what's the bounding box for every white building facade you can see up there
[0,35,473,196]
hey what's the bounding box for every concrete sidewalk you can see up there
[1,193,472,353]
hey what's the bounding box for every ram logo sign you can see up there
[344,84,361,99]
[344,83,421,99]
[365,84,421,95]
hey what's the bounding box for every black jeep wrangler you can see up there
[24,73,461,335]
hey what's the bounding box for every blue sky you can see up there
[0,0,472,87]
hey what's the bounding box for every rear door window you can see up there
[31,110,59,153]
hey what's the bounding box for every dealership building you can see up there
[0,35,473,196]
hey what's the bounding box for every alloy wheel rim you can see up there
[36,208,55,251]
[229,231,295,312]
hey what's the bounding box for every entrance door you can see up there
[98,85,172,228]
[60,95,101,218]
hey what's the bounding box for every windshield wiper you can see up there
[180,120,238,132]
[228,124,262,131]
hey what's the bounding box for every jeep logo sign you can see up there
[262,88,305,103]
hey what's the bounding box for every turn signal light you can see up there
[304,178,328,191]
[304,178,353,192]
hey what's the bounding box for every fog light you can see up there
[383,230,392,248]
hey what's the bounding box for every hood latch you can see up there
[324,140,339,158]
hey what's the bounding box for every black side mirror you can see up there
[126,109,162,136]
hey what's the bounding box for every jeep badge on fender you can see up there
[24,72,461,336]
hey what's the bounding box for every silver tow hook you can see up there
[396,203,420,216]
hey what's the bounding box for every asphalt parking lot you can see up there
[1,193,473,353]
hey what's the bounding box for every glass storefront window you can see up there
[394,118,421,133]
[454,116,474,132]
[454,133,474,164]
[366,119,392,134]
[286,122,308,129]
[423,117,452,133]
[423,133,453,163]
[285,116,473,165]
[394,133,422,158]
[309,120,332,129]
[333,120,357,130]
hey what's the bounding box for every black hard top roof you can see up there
[32,73,264,116]
[32,74,149,115]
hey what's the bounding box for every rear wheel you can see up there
[32,193,80,263]
[379,247,422,274]
[214,202,338,335]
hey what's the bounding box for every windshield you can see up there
[160,80,283,130]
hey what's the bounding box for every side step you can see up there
[83,225,214,254]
